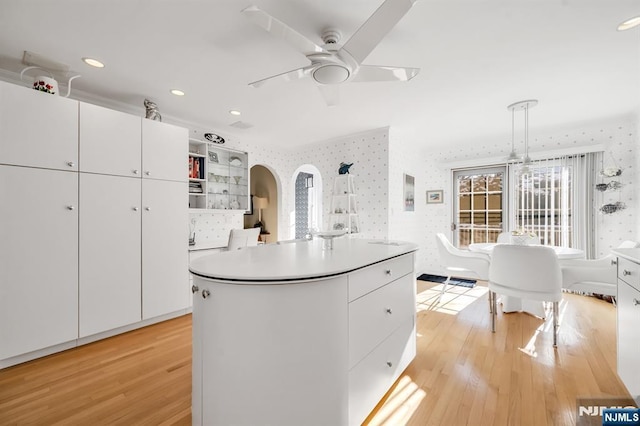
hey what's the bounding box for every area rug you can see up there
[417,274,476,288]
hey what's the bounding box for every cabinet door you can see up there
[0,81,78,171]
[142,179,188,319]
[141,120,187,182]
[79,174,142,337]
[617,280,640,398]
[79,103,142,177]
[0,165,78,360]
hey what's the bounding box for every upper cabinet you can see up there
[143,120,188,182]
[79,103,142,177]
[0,80,78,171]
[188,139,249,212]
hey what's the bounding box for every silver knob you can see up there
[611,259,617,266]
[66,205,75,210]
[634,299,640,306]
[386,361,393,367]
[133,207,139,211]
[191,285,199,294]
[67,161,75,167]
[145,171,151,176]
[133,169,139,175]
[385,269,392,275]
[386,308,393,314]
[145,207,151,211]
[623,270,632,276]
[202,289,210,299]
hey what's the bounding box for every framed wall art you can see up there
[426,189,443,204]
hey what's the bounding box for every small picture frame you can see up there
[208,151,218,163]
[427,189,443,204]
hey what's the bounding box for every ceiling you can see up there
[0,0,638,151]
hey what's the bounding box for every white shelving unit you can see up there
[188,139,249,212]
[329,175,359,234]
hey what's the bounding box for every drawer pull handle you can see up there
[386,308,393,314]
[133,169,140,175]
[191,285,199,294]
[623,270,632,276]
[67,161,75,168]
[634,299,640,306]
[611,259,617,266]
[202,289,210,299]
[385,269,392,275]
[386,361,393,368]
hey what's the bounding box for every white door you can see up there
[0,81,78,171]
[0,165,78,360]
[79,174,142,337]
[79,103,142,177]
[141,120,187,182]
[142,179,188,319]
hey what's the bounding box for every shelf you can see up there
[189,153,206,158]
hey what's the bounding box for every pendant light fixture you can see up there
[506,106,520,162]
[506,99,538,173]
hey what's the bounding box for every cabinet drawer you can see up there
[349,274,415,368]
[348,254,414,302]
[618,257,640,291]
[617,280,640,398]
[348,317,416,426]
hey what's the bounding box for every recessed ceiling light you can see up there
[171,89,185,96]
[82,57,105,68]
[229,110,241,116]
[618,16,640,31]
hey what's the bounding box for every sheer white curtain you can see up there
[507,152,601,258]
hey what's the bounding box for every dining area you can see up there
[435,231,640,347]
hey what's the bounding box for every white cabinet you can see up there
[0,80,78,171]
[188,139,249,211]
[616,256,640,402]
[142,119,188,182]
[0,165,78,360]
[79,103,141,177]
[142,179,189,319]
[79,174,142,337]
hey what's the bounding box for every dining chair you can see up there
[488,244,562,347]
[227,228,261,251]
[496,232,511,243]
[435,233,490,300]
[561,240,640,299]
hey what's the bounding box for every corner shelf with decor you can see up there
[329,174,359,234]
[188,138,249,212]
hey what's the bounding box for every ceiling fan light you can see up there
[313,64,350,85]
[618,16,640,31]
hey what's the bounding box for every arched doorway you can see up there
[245,164,279,244]
[291,165,323,239]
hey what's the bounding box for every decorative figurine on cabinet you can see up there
[338,162,353,175]
[144,98,162,121]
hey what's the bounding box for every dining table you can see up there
[468,242,585,318]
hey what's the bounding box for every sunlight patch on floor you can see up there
[367,375,426,426]
[416,282,488,315]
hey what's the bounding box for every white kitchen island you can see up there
[189,238,418,426]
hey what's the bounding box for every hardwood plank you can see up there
[0,281,632,425]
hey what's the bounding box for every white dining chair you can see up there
[561,240,640,299]
[435,233,490,300]
[227,228,261,251]
[488,244,562,347]
[496,232,511,243]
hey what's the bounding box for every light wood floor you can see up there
[0,280,632,425]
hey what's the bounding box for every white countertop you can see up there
[189,238,418,282]
[612,248,640,264]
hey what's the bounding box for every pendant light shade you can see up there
[506,99,538,172]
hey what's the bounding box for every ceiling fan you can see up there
[242,0,420,106]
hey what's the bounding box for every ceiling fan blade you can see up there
[242,5,327,55]
[341,0,417,64]
[249,66,313,88]
[350,65,419,83]
[318,85,339,106]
